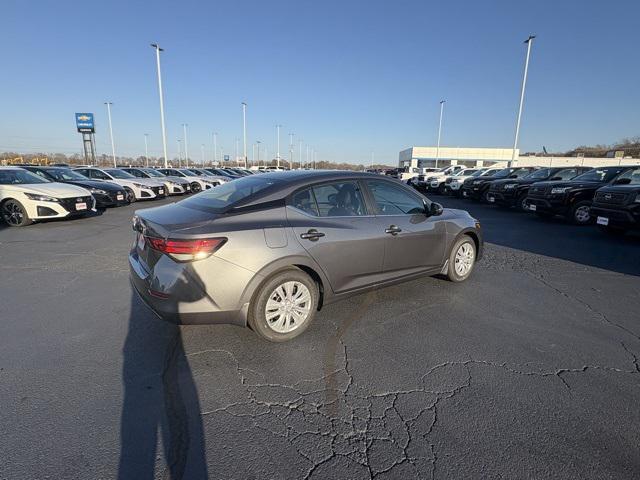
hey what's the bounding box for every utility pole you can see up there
[150,44,168,168]
[201,144,205,167]
[242,102,248,168]
[144,133,149,167]
[182,123,189,167]
[177,139,182,168]
[256,140,261,166]
[435,100,445,168]
[104,102,116,167]
[510,35,536,167]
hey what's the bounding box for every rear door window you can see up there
[311,181,367,217]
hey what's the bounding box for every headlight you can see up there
[132,183,147,188]
[473,180,482,185]
[25,193,59,202]
[551,186,572,194]
[89,188,107,194]
[504,183,517,189]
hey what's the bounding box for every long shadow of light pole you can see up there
[118,269,208,479]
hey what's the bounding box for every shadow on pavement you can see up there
[438,196,640,277]
[118,272,208,479]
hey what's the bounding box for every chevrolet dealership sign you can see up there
[75,113,95,133]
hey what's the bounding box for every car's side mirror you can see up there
[614,177,631,185]
[429,202,443,216]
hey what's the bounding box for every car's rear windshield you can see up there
[0,169,50,185]
[572,167,625,183]
[614,167,640,185]
[105,169,136,179]
[180,175,283,212]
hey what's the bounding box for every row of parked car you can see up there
[409,163,640,234]
[0,165,256,227]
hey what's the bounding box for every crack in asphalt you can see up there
[191,343,637,479]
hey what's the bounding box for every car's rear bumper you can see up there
[128,250,250,326]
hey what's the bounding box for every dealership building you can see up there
[398,147,519,170]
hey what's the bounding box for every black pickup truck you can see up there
[487,166,591,211]
[590,166,640,234]
[525,165,637,225]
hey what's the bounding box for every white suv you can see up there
[74,167,166,202]
[448,168,501,197]
[0,167,95,227]
[431,168,482,195]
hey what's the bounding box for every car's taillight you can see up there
[146,237,226,262]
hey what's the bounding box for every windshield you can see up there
[525,168,551,180]
[572,167,625,183]
[105,169,136,179]
[470,170,485,177]
[178,169,197,176]
[181,175,283,212]
[492,168,514,178]
[480,169,498,177]
[609,167,640,185]
[0,169,50,185]
[46,169,89,181]
[141,168,165,178]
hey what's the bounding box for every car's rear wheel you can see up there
[191,182,202,193]
[248,269,319,342]
[1,199,33,227]
[445,236,476,282]
[568,201,593,225]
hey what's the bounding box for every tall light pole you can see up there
[435,100,445,169]
[289,133,294,169]
[510,35,536,167]
[104,102,116,167]
[151,44,169,168]
[144,133,149,167]
[182,123,189,166]
[242,102,247,168]
[306,145,310,169]
[256,140,261,166]
[299,139,303,170]
[213,132,218,165]
[276,124,282,168]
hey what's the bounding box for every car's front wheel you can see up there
[1,199,33,227]
[517,192,529,212]
[445,235,476,282]
[124,187,136,204]
[191,182,202,193]
[569,201,593,225]
[248,269,319,342]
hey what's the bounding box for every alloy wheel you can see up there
[574,206,591,223]
[454,242,475,277]
[3,202,25,226]
[264,281,312,334]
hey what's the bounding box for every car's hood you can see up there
[64,180,122,191]
[533,180,603,189]
[131,178,165,187]
[164,176,190,184]
[597,184,640,194]
[10,182,90,197]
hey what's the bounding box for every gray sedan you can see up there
[129,170,482,341]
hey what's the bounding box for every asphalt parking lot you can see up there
[1,196,639,479]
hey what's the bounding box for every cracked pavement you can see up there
[1,196,639,479]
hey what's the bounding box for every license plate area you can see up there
[76,202,87,211]
[529,204,537,211]
[597,216,609,226]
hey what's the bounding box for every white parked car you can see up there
[414,165,464,191]
[0,167,95,227]
[448,168,501,197]
[73,167,167,202]
[182,168,229,185]
[119,167,191,195]
[430,168,483,194]
[157,168,222,193]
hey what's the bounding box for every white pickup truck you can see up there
[430,168,482,194]
[447,168,502,196]
[413,165,464,191]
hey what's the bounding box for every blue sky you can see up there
[1,0,639,165]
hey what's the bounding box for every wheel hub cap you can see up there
[454,242,475,276]
[265,281,312,334]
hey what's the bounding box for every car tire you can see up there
[123,187,136,204]
[517,192,529,212]
[480,190,491,203]
[568,201,593,225]
[445,235,476,283]
[248,269,319,342]
[191,182,202,193]
[1,199,33,227]
[437,183,446,195]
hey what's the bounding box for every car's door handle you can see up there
[300,229,325,241]
[385,225,402,235]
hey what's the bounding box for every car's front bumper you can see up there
[524,195,568,215]
[27,195,95,220]
[93,192,128,208]
[590,205,640,230]
[487,190,517,206]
